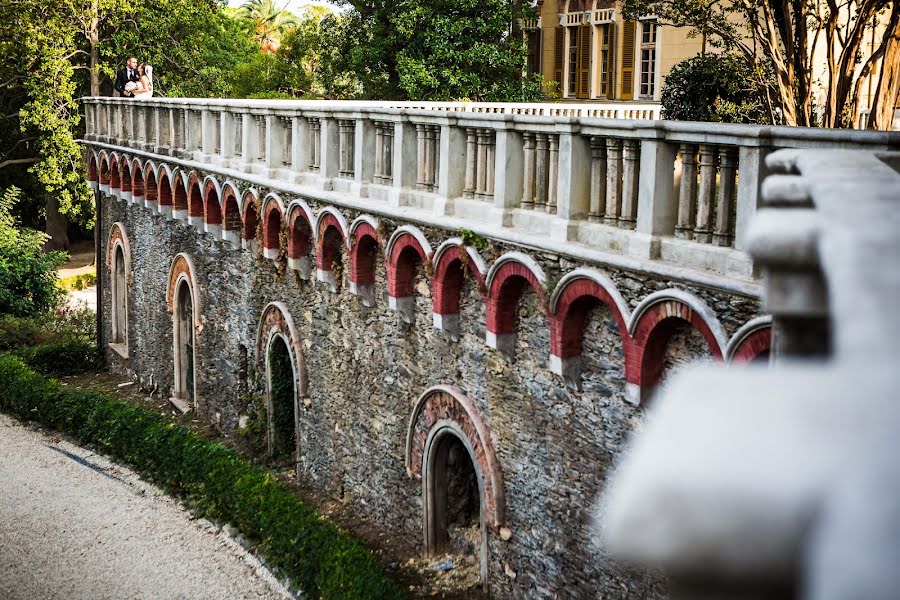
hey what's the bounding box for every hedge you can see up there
[15,339,103,376]
[0,355,405,600]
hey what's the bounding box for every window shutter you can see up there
[620,21,636,100]
[606,24,616,99]
[577,25,591,98]
[554,27,565,94]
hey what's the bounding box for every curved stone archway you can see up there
[406,386,504,588]
[256,302,308,465]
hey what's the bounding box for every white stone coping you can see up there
[314,206,350,242]
[287,198,317,239]
[348,215,380,245]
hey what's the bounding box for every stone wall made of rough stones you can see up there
[100,189,761,600]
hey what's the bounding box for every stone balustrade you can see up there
[82,97,900,291]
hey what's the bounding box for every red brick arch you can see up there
[131,159,144,199]
[109,155,121,190]
[241,190,259,242]
[143,163,158,205]
[484,252,547,353]
[627,290,727,404]
[549,268,630,381]
[166,253,202,327]
[99,154,110,186]
[348,216,380,306]
[88,153,98,183]
[187,174,203,220]
[315,208,349,274]
[262,194,286,259]
[726,316,772,364]
[431,239,487,338]
[386,226,433,301]
[203,178,222,229]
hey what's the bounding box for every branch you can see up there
[0,157,38,170]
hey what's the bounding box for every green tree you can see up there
[620,0,900,129]
[661,54,772,124]
[330,0,545,101]
[0,187,66,317]
[240,0,298,53]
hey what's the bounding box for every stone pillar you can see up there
[319,117,341,180]
[635,139,677,237]
[605,138,623,225]
[416,124,427,189]
[475,130,488,199]
[438,124,466,200]
[554,131,591,224]
[375,124,385,183]
[491,128,522,210]
[220,112,235,160]
[354,117,375,188]
[589,136,607,222]
[394,121,418,191]
[265,115,286,169]
[735,145,772,251]
[201,109,216,156]
[241,113,256,163]
[291,116,309,175]
[675,143,698,239]
[255,115,267,162]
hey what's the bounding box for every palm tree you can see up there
[241,0,298,53]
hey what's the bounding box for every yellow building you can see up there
[525,0,702,102]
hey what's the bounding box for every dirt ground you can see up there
[59,371,487,600]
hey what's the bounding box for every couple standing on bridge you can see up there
[114,56,154,99]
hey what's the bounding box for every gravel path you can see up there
[0,413,293,600]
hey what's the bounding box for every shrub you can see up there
[0,308,95,351]
[0,355,405,600]
[0,187,67,317]
[15,339,103,377]
[661,53,773,124]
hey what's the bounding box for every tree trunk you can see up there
[89,0,100,96]
[44,194,69,251]
[868,17,900,130]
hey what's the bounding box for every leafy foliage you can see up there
[0,187,67,316]
[0,307,96,351]
[661,54,772,124]
[0,355,406,600]
[330,0,546,101]
[15,339,103,377]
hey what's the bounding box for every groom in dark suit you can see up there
[114,56,140,97]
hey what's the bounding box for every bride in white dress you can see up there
[131,64,154,98]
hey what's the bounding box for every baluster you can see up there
[214,112,222,155]
[426,126,438,190]
[375,124,385,182]
[694,144,718,243]
[281,117,292,166]
[675,143,698,239]
[475,130,488,199]
[338,120,355,177]
[307,118,318,170]
[484,130,495,199]
[233,114,242,157]
[620,139,640,229]
[604,138,623,225]
[713,146,738,247]
[534,133,549,210]
[589,137,607,222]
[521,132,535,209]
[383,124,393,183]
[416,124,427,189]
[546,134,559,214]
[463,128,476,199]
[255,115,266,161]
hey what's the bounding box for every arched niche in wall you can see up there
[166,253,202,413]
[256,302,308,468]
[106,222,131,357]
[406,386,505,590]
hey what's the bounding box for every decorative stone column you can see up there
[546,134,559,214]
[605,138,623,225]
[713,146,739,246]
[675,143,698,239]
[620,139,641,229]
[694,144,718,243]
[521,132,536,209]
[463,128,477,199]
